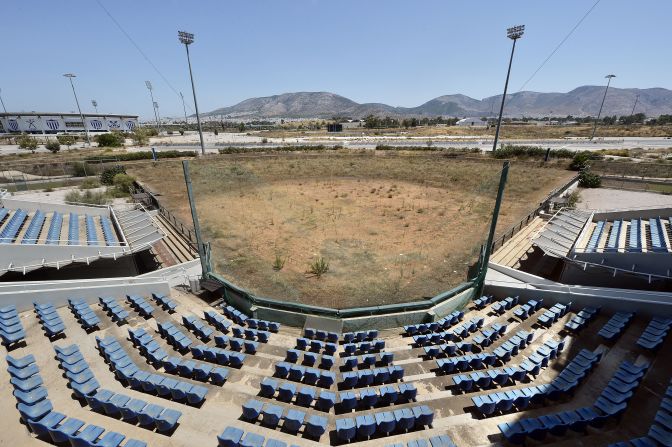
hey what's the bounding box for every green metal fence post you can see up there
[475,160,510,297]
[182,160,209,277]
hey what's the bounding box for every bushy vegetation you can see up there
[56,135,77,148]
[570,151,599,171]
[64,189,110,205]
[492,145,575,160]
[308,257,329,277]
[578,170,602,188]
[95,132,125,147]
[85,150,195,162]
[79,178,101,189]
[17,134,38,151]
[100,165,126,185]
[130,127,157,145]
[112,173,135,194]
[45,140,61,153]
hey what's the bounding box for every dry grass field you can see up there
[259,124,672,140]
[129,153,574,308]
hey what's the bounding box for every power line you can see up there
[94,0,194,114]
[506,0,603,105]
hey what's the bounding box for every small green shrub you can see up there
[100,165,126,185]
[308,257,329,277]
[79,178,101,189]
[570,151,596,171]
[17,134,38,151]
[95,132,124,147]
[112,173,135,194]
[65,189,110,205]
[72,161,89,177]
[56,135,77,148]
[272,255,286,271]
[578,170,602,188]
[45,140,61,153]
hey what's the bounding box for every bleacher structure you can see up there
[1,280,671,447]
[0,196,164,276]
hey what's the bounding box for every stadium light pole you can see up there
[590,74,616,140]
[178,31,206,155]
[153,101,163,134]
[91,99,98,114]
[145,81,161,134]
[0,88,7,113]
[180,92,189,126]
[630,93,640,117]
[491,25,524,154]
[63,73,91,147]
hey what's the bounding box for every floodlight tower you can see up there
[145,81,161,134]
[590,74,616,140]
[153,101,163,133]
[63,73,91,147]
[0,88,7,113]
[91,99,98,114]
[491,25,524,154]
[630,93,640,117]
[178,30,206,155]
[180,92,189,125]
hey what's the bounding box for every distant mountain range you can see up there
[202,86,672,119]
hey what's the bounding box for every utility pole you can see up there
[178,31,206,155]
[590,74,616,140]
[0,88,7,113]
[63,73,91,147]
[630,94,640,117]
[180,92,188,126]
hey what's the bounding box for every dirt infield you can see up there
[129,152,573,307]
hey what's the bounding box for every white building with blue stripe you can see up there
[0,112,139,134]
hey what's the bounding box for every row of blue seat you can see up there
[609,379,672,447]
[413,317,485,347]
[335,405,434,441]
[342,351,394,369]
[259,377,336,411]
[128,327,229,384]
[343,329,380,343]
[336,383,417,412]
[68,212,79,245]
[0,208,27,243]
[54,344,181,433]
[387,434,457,447]
[46,211,63,244]
[295,337,337,354]
[21,209,46,244]
[100,216,118,246]
[99,297,130,324]
[304,327,339,342]
[127,295,154,318]
[512,299,544,321]
[232,325,270,342]
[241,399,328,436]
[35,302,66,338]
[204,309,232,332]
[54,344,101,398]
[564,306,600,332]
[537,302,572,327]
[636,316,672,350]
[157,320,193,351]
[0,207,9,226]
[490,296,519,315]
[218,425,305,447]
[473,322,508,348]
[246,317,280,332]
[182,314,214,340]
[214,333,261,353]
[7,352,147,447]
[403,310,464,336]
[220,304,249,325]
[342,339,386,355]
[598,311,635,341]
[69,299,101,330]
[285,348,334,369]
[191,344,247,367]
[472,348,600,417]
[151,293,177,312]
[86,215,99,245]
[499,360,649,445]
[586,220,606,252]
[452,366,529,392]
[472,295,493,309]
[96,335,208,405]
[340,365,404,388]
[274,362,336,388]
[1,304,26,347]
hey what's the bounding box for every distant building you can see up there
[456,117,487,127]
[327,123,343,132]
[0,112,139,134]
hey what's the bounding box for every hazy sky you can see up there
[2,0,670,118]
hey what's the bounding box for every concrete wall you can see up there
[0,244,135,274]
[0,276,170,313]
[1,198,110,217]
[592,207,672,221]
